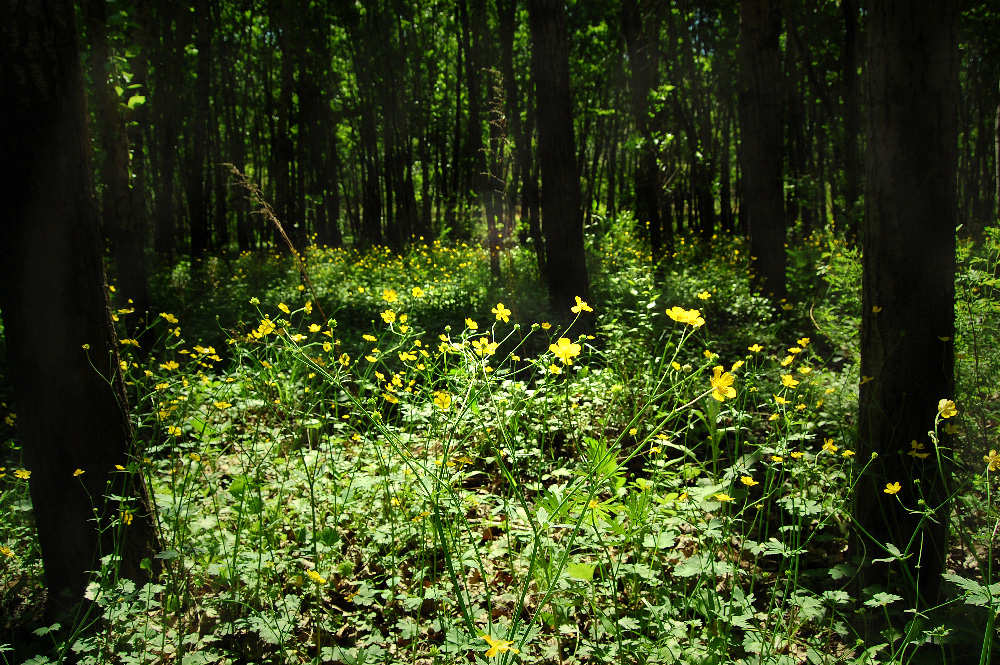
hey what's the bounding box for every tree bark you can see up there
[857,0,957,613]
[738,0,786,301]
[0,0,160,621]
[83,0,151,336]
[527,0,590,315]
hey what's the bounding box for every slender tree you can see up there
[0,0,160,620]
[527,0,590,314]
[738,0,786,300]
[856,0,958,614]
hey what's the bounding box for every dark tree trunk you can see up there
[841,0,860,233]
[0,0,160,621]
[527,0,590,315]
[623,0,664,256]
[151,0,188,258]
[83,0,151,335]
[857,0,957,615]
[187,0,212,258]
[739,0,786,300]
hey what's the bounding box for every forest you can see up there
[0,0,999,663]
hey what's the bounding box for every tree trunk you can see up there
[0,0,160,621]
[738,0,786,301]
[623,0,664,256]
[83,0,151,336]
[857,0,957,614]
[841,0,860,233]
[527,0,590,315]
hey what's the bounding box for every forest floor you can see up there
[1,221,998,664]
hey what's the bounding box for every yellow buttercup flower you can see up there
[883,482,901,495]
[433,391,452,411]
[696,290,711,300]
[491,303,512,323]
[983,449,1000,472]
[306,569,327,585]
[937,399,957,419]
[709,366,736,402]
[382,288,398,303]
[666,306,705,328]
[740,476,758,487]
[571,296,593,313]
[549,337,582,365]
[748,344,763,353]
[14,469,31,480]
[278,302,290,314]
[781,374,799,388]
[465,318,478,331]
[481,634,518,658]
[713,493,735,502]
[381,310,396,324]
[73,468,85,477]
[411,286,425,297]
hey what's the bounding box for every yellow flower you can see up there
[308,323,321,333]
[14,469,31,480]
[412,286,425,298]
[571,296,593,313]
[787,346,802,355]
[120,510,133,526]
[381,310,396,324]
[167,425,182,437]
[703,349,716,360]
[382,288,398,303]
[714,493,735,502]
[937,399,957,419]
[540,321,551,330]
[160,360,180,371]
[278,302,290,314]
[549,337,582,365]
[666,306,705,328]
[548,363,562,375]
[465,318,478,330]
[770,455,783,463]
[842,450,855,458]
[491,302,512,323]
[214,401,232,410]
[740,476,758,487]
[709,366,736,402]
[306,569,326,585]
[671,361,682,371]
[797,337,810,346]
[303,301,312,314]
[781,374,799,388]
[159,312,179,324]
[748,343,763,353]
[696,290,711,300]
[790,451,804,459]
[883,482,901,495]
[73,468,85,477]
[481,634,519,658]
[822,438,838,454]
[872,305,883,313]
[983,449,1000,472]
[434,391,452,411]
[0,545,13,558]
[780,355,794,367]
[189,452,201,462]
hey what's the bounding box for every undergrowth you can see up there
[1,222,998,664]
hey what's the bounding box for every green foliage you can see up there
[2,227,1000,664]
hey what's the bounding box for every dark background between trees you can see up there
[0,0,993,625]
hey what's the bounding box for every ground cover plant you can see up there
[1,224,998,665]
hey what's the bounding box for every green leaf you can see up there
[126,94,146,109]
[566,560,595,581]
